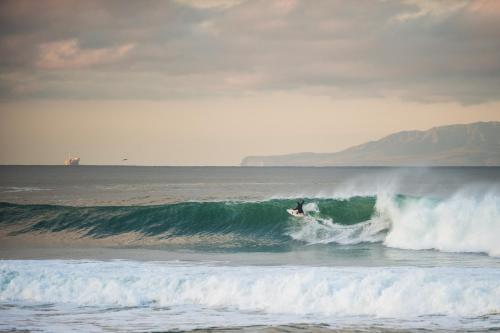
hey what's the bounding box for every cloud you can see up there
[0,0,499,104]
[174,0,244,9]
[36,39,135,69]
[394,0,468,22]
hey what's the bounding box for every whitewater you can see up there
[2,260,500,332]
[1,166,499,332]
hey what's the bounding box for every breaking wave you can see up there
[1,260,499,318]
[381,191,500,257]
[0,189,499,256]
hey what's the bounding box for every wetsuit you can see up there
[294,200,305,214]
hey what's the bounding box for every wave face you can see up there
[0,197,376,249]
[1,190,499,256]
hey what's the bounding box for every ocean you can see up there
[0,166,499,332]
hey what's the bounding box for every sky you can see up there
[0,0,499,165]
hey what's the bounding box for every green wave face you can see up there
[0,197,377,250]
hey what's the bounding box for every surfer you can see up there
[294,200,305,214]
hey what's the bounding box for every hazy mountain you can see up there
[241,122,500,166]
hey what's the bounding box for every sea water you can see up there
[0,166,499,332]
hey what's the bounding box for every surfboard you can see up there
[287,209,304,217]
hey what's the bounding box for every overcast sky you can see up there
[1,0,500,165]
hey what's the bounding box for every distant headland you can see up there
[241,121,500,167]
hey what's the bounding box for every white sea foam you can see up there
[1,260,500,320]
[288,216,387,245]
[380,190,500,257]
[2,186,52,193]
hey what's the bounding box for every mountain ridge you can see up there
[241,121,500,166]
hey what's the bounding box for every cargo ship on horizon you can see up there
[64,154,80,166]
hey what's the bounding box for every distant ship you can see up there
[64,154,80,166]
